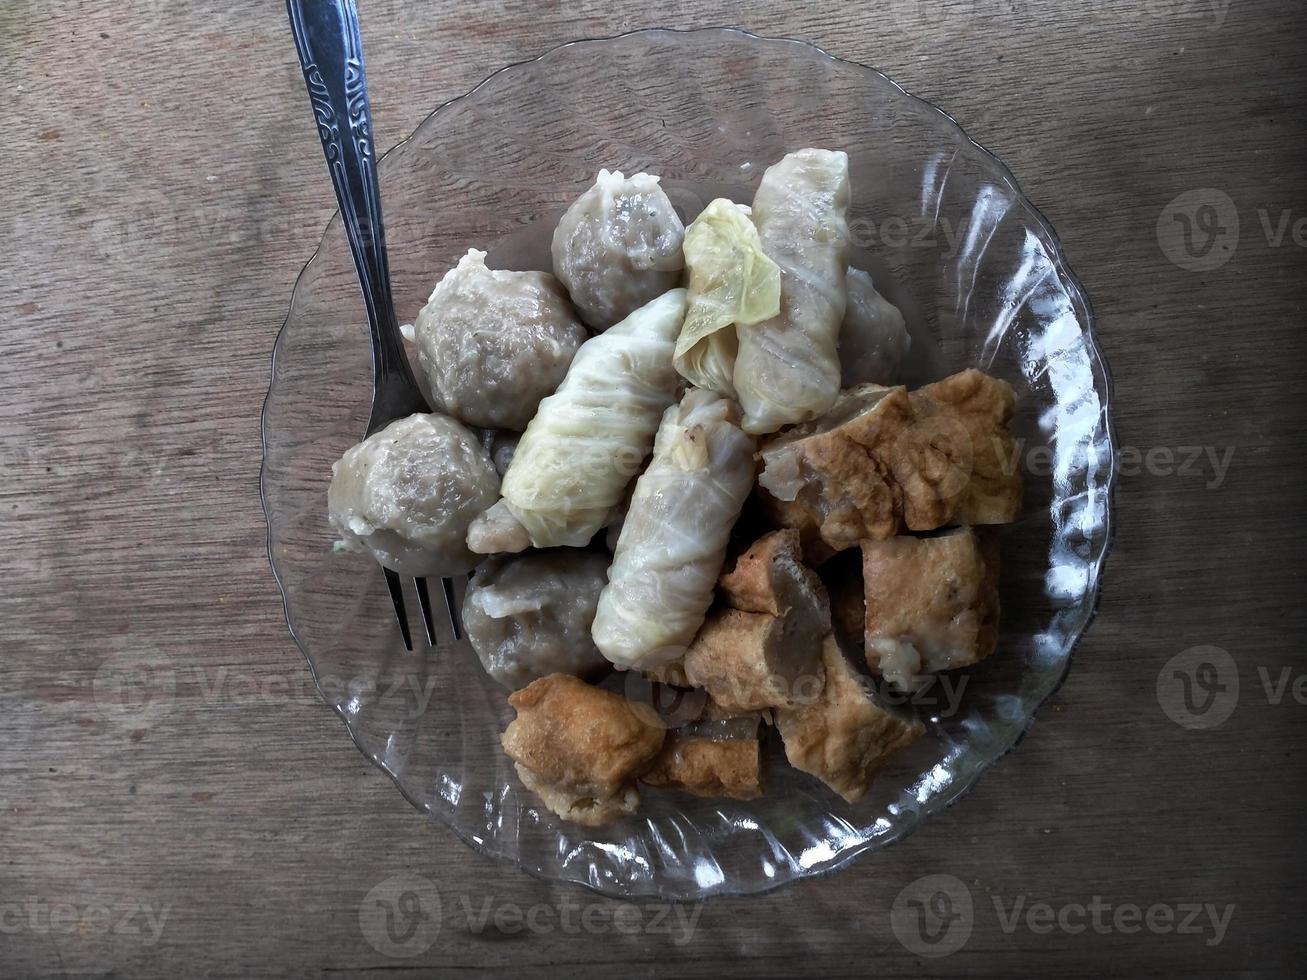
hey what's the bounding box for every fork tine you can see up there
[383,567,413,651]
[442,576,462,640]
[413,577,437,647]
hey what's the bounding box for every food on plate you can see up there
[840,268,910,386]
[329,148,1026,824]
[757,383,915,551]
[903,369,1022,527]
[327,413,499,576]
[682,608,825,712]
[718,528,826,619]
[775,636,924,802]
[501,673,665,826]
[673,198,782,398]
[862,526,1000,692]
[591,389,756,669]
[465,499,532,555]
[480,288,688,552]
[757,370,1023,550]
[411,249,588,430]
[551,169,686,330]
[462,549,611,690]
[641,704,764,800]
[735,148,850,435]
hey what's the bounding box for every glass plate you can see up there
[260,27,1115,899]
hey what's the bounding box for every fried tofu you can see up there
[682,608,825,712]
[719,529,831,628]
[501,673,665,826]
[756,385,913,552]
[862,526,1000,692]
[641,698,765,800]
[756,372,1021,547]
[775,636,924,803]
[901,369,1022,527]
[641,727,763,800]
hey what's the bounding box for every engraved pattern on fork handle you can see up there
[286,0,420,432]
[287,0,455,649]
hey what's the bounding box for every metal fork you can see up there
[287,0,460,649]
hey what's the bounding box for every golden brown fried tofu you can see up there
[862,527,1000,692]
[501,674,665,826]
[641,698,765,800]
[641,733,763,800]
[757,372,1021,543]
[776,636,923,803]
[682,608,825,712]
[719,529,831,627]
[901,369,1022,527]
[756,385,914,552]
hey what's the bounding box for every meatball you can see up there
[327,414,499,576]
[463,549,611,690]
[412,249,588,431]
[551,169,686,330]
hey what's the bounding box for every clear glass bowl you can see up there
[261,28,1115,899]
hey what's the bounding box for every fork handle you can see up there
[286,0,417,424]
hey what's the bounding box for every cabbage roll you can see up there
[735,148,850,434]
[486,289,688,550]
[591,389,756,669]
[551,169,686,330]
[673,199,782,397]
[840,268,910,386]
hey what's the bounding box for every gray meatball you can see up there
[413,249,588,430]
[327,413,499,576]
[463,549,612,690]
[551,169,686,330]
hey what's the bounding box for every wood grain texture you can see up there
[2,0,1305,976]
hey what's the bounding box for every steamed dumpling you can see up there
[735,149,851,434]
[840,268,910,386]
[463,549,611,690]
[328,414,499,576]
[551,170,686,330]
[413,249,588,431]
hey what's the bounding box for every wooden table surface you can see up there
[3,1,1304,976]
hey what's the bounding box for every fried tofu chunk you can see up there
[756,384,913,552]
[682,608,825,712]
[641,737,762,800]
[719,529,831,625]
[756,372,1021,546]
[901,369,1022,527]
[501,674,665,826]
[641,699,765,800]
[776,636,924,803]
[862,527,1000,692]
